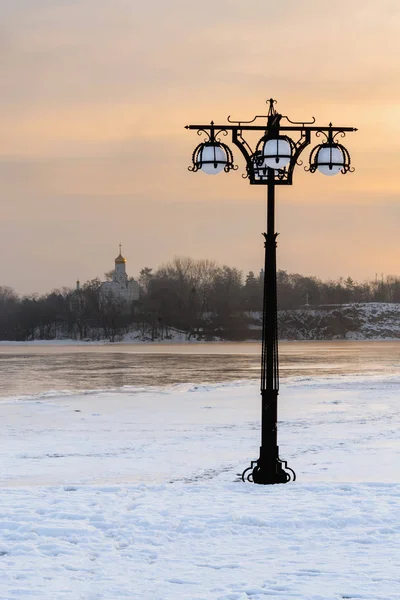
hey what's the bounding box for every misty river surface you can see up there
[0,341,399,399]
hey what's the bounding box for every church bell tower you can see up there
[113,244,127,284]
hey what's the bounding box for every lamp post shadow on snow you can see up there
[186,98,357,484]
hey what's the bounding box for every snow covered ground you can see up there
[0,375,399,599]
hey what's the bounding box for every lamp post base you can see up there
[242,447,296,484]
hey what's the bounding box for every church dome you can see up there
[115,244,126,264]
[115,253,126,264]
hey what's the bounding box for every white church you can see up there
[99,245,140,305]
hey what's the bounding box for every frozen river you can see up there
[0,340,399,398]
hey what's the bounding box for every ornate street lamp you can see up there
[186,99,356,485]
[189,121,237,175]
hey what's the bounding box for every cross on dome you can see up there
[115,243,126,264]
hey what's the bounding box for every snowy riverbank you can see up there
[0,303,399,344]
[279,302,400,340]
[0,376,399,598]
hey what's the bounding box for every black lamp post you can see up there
[186,99,357,485]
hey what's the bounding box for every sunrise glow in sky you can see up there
[0,0,399,294]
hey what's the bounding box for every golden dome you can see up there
[115,244,126,264]
[115,253,126,264]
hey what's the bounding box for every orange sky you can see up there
[0,0,399,294]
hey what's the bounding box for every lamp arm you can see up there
[231,128,253,168]
[287,129,311,177]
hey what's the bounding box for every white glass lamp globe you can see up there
[200,144,227,175]
[263,138,292,169]
[317,146,344,176]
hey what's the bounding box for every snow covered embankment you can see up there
[279,302,400,340]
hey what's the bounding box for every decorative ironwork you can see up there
[185,99,356,485]
[241,460,258,483]
[188,121,237,174]
[307,126,354,175]
[242,456,296,484]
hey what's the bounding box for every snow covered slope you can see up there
[279,302,400,340]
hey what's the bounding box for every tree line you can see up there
[0,257,399,341]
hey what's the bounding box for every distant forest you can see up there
[0,257,399,341]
